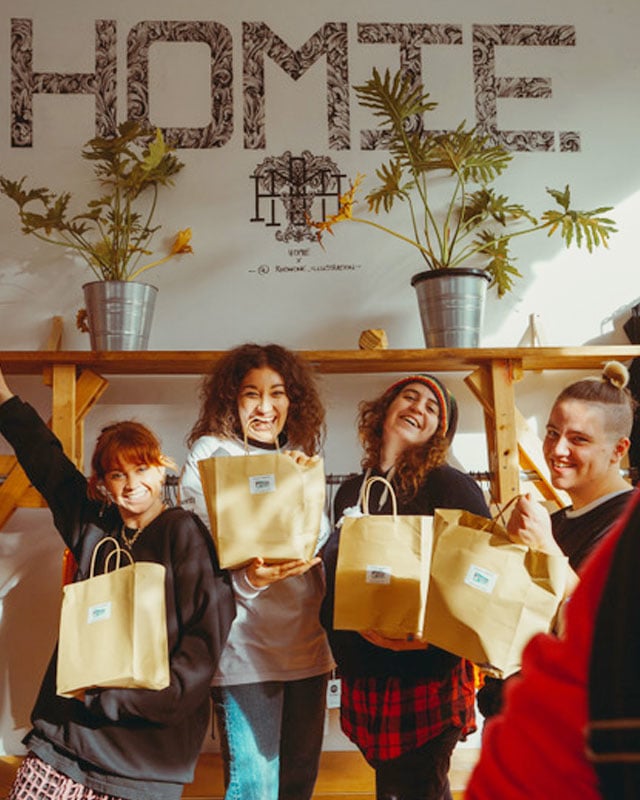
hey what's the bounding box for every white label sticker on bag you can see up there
[365,565,392,584]
[464,564,498,594]
[249,474,276,494]
[87,601,111,624]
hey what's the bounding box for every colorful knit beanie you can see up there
[383,373,458,441]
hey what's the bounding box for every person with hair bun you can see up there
[477,361,636,716]
[321,374,490,800]
[0,365,235,800]
[508,360,634,568]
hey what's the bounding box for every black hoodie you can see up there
[0,396,235,800]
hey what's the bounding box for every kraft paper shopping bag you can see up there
[56,537,170,697]
[333,477,433,639]
[197,445,326,569]
[424,507,568,677]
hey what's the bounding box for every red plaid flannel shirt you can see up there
[339,657,476,765]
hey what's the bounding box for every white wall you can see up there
[1,0,639,754]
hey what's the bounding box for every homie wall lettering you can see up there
[10,19,578,152]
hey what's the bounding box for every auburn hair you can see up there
[87,420,169,500]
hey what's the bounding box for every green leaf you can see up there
[365,160,413,213]
[0,121,187,280]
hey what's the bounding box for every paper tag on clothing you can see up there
[326,678,342,709]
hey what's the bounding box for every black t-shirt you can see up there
[552,491,634,571]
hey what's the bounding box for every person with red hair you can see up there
[0,364,235,800]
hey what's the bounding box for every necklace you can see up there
[120,503,167,549]
[120,523,145,549]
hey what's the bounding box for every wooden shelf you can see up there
[2,346,640,513]
[2,345,640,376]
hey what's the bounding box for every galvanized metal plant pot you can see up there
[82,281,158,351]
[411,267,490,348]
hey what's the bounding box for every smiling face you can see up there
[543,398,629,508]
[382,382,441,458]
[237,366,291,444]
[103,459,166,527]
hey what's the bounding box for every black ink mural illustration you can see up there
[127,20,233,148]
[243,21,349,150]
[10,17,117,146]
[9,18,580,153]
[357,22,463,149]
[250,151,345,243]
[472,24,580,151]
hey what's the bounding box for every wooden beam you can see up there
[74,370,109,470]
[76,370,109,421]
[0,455,16,473]
[0,463,40,528]
[0,369,109,529]
[465,368,568,509]
[3,346,640,376]
[50,365,77,464]
[483,360,520,505]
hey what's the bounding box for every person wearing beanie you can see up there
[321,374,489,800]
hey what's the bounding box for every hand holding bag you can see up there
[197,431,326,569]
[424,505,568,677]
[333,476,433,639]
[56,536,170,698]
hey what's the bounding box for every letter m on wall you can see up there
[243,22,349,150]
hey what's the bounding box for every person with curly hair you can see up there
[179,343,334,800]
[321,374,490,800]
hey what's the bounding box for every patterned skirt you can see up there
[9,753,122,800]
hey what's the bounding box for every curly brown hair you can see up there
[187,343,326,455]
[357,386,450,502]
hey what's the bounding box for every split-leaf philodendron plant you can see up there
[0,120,193,283]
[309,68,617,297]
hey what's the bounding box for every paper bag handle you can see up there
[488,493,522,532]
[89,536,133,578]
[361,476,398,517]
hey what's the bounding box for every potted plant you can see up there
[0,120,192,350]
[309,68,616,347]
